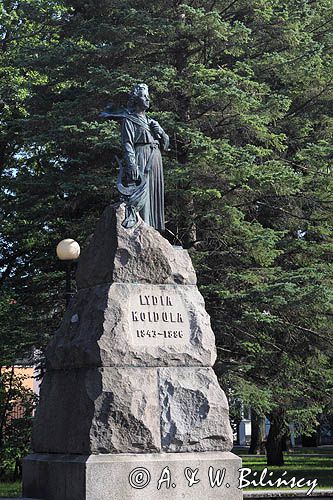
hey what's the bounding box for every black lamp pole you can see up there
[65,261,72,308]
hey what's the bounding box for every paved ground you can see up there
[3,495,333,499]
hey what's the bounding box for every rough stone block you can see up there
[32,366,233,456]
[160,367,233,452]
[75,203,197,289]
[32,367,160,454]
[46,283,217,369]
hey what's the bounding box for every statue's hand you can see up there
[100,111,111,118]
[149,119,162,138]
[127,165,139,181]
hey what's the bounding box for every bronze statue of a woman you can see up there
[101,84,169,232]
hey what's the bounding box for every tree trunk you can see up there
[0,365,15,449]
[249,408,266,454]
[282,432,293,452]
[266,408,286,466]
[236,419,241,446]
[183,194,197,248]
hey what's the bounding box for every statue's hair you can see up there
[127,83,149,110]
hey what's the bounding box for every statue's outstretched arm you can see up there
[100,111,113,118]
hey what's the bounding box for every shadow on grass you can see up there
[0,481,21,498]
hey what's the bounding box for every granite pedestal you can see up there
[23,203,242,499]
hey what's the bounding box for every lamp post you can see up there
[56,238,80,307]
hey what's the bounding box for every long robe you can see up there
[121,113,169,232]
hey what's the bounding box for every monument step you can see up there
[23,451,242,500]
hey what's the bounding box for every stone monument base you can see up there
[23,451,242,500]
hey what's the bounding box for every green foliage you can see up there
[0,369,38,479]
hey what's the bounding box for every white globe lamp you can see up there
[56,239,80,261]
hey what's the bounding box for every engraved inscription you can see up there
[129,288,190,346]
[132,311,184,323]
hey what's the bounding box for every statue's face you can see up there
[136,88,150,111]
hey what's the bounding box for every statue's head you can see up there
[128,83,150,112]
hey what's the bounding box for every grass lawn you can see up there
[0,481,21,498]
[233,447,333,492]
